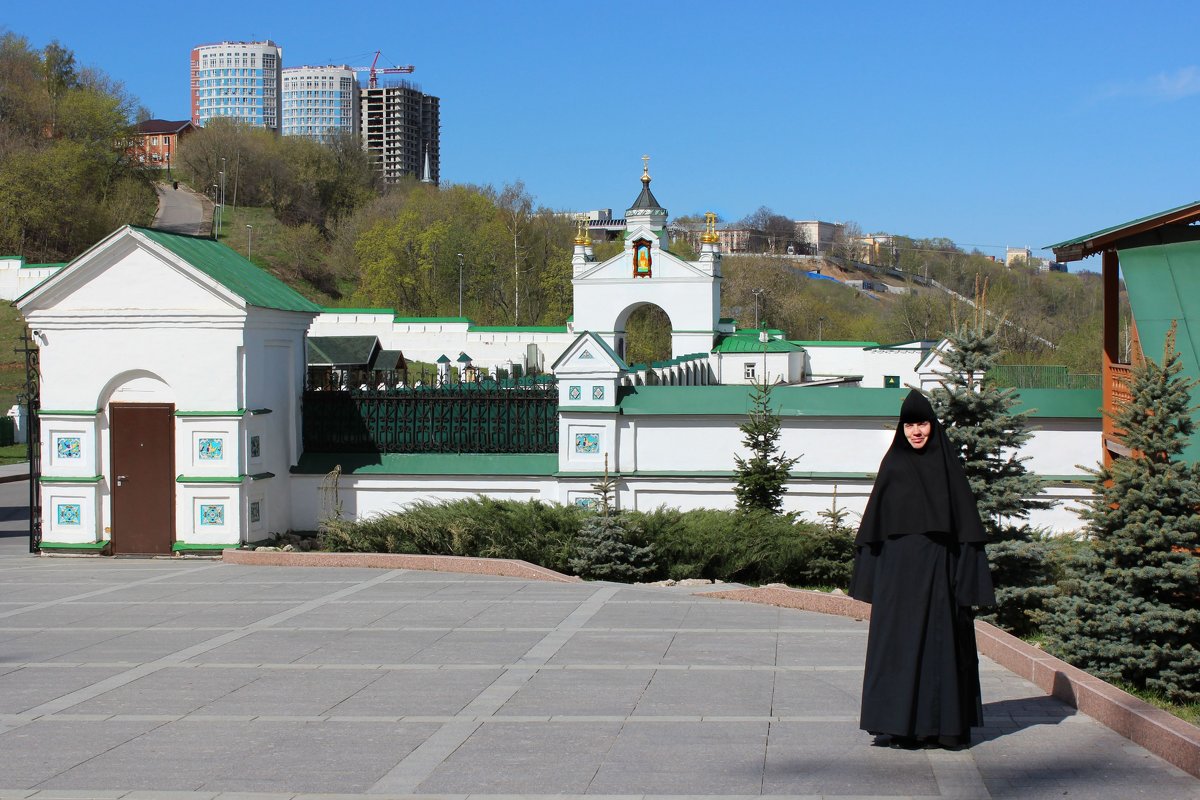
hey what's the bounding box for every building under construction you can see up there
[360,80,440,185]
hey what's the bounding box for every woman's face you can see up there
[903,421,932,450]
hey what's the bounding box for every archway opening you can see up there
[623,304,672,367]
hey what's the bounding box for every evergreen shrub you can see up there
[321,498,856,588]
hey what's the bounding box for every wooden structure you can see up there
[1049,200,1200,464]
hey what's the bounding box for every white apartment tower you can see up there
[360,81,440,184]
[190,41,283,132]
[281,65,360,140]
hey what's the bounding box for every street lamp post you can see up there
[456,253,465,318]
[818,316,826,341]
[751,288,764,329]
[246,225,253,260]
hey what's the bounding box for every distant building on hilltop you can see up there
[281,65,360,141]
[129,119,195,171]
[360,81,440,185]
[1006,245,1032,266]
[190,41,283,132]
[793,221,843,256]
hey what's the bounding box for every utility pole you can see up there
[751,288,764,329]
[246,225,253,260]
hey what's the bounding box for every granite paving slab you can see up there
[0,558,1192,800]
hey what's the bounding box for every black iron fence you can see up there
[302,381,559,454]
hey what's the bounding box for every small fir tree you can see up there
[928,290,1054,635]
[733,378,801,514]
[1039,326,1200,703]
[569,455,656,582]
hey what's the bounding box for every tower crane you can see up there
[352,51,415,89]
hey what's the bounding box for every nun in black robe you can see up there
[849,389,995,748]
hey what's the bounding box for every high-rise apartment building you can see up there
[281,65,360,140]
[360,81,440,184]
[190,41,283,132]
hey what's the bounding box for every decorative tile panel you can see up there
[56,503,81,526]
[574,433,600,454]
[592,386,605,401]
[56,437,82,459]
[198,438,224,461]
[574,497,598,510]
[569,385,582,400]
[199,504,225,526]
[250,435,261,459]
[250,501,261,524]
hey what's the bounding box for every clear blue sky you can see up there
[6,1,1200,267]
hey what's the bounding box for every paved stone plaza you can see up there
[0,556,1196,799]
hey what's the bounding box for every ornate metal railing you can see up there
[302,383,559,454]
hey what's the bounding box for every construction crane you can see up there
[352,51,415,89]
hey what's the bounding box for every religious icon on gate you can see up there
[632,238,652,278]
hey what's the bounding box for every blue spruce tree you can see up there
[1040,325,1200,703]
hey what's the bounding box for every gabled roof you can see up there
[713,333,804,354]
[551,331,628,373]
[1047,200,1200,262]
[306,336,380,366]
[134,227,322,312]
[134,119,196,135]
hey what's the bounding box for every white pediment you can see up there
[552,331,628,377]
[17,227,246,317]
[575,245,713,282]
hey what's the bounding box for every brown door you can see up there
[110,403,175,555]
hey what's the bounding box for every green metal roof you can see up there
[790,340,880,348]
[306,336,379,366]
[469,325,570,333]
[321,307,394,314]
[713,335,804,354]
[1047,200,1200,261]
[394,316,471,323]
[1047,200,1200,250]
[1118,240,1200,462]
[134,227,322,313]
[614,385,1100,418]
[292,452,558,476]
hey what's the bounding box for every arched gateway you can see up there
[570,163,723,360]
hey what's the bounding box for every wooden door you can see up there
[110,403,175,555]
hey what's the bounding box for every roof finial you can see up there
[574,213,591,246]
[701,211,719,244]
[641,154,650,184]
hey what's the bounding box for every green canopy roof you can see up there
[135,227,322,313]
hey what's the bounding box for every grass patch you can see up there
[1113,683,1200,727]
[0,443,27,464]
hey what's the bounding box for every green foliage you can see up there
[0,34,154,262]
[1039,333,1200,703]
[625,304,672,366]
[733,380,800,514]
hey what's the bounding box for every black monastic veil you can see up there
[849,389,995,748]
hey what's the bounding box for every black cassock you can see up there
[850,391,995,747]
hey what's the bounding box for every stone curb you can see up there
[697,585,1200,779]
[220,548,583,583]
